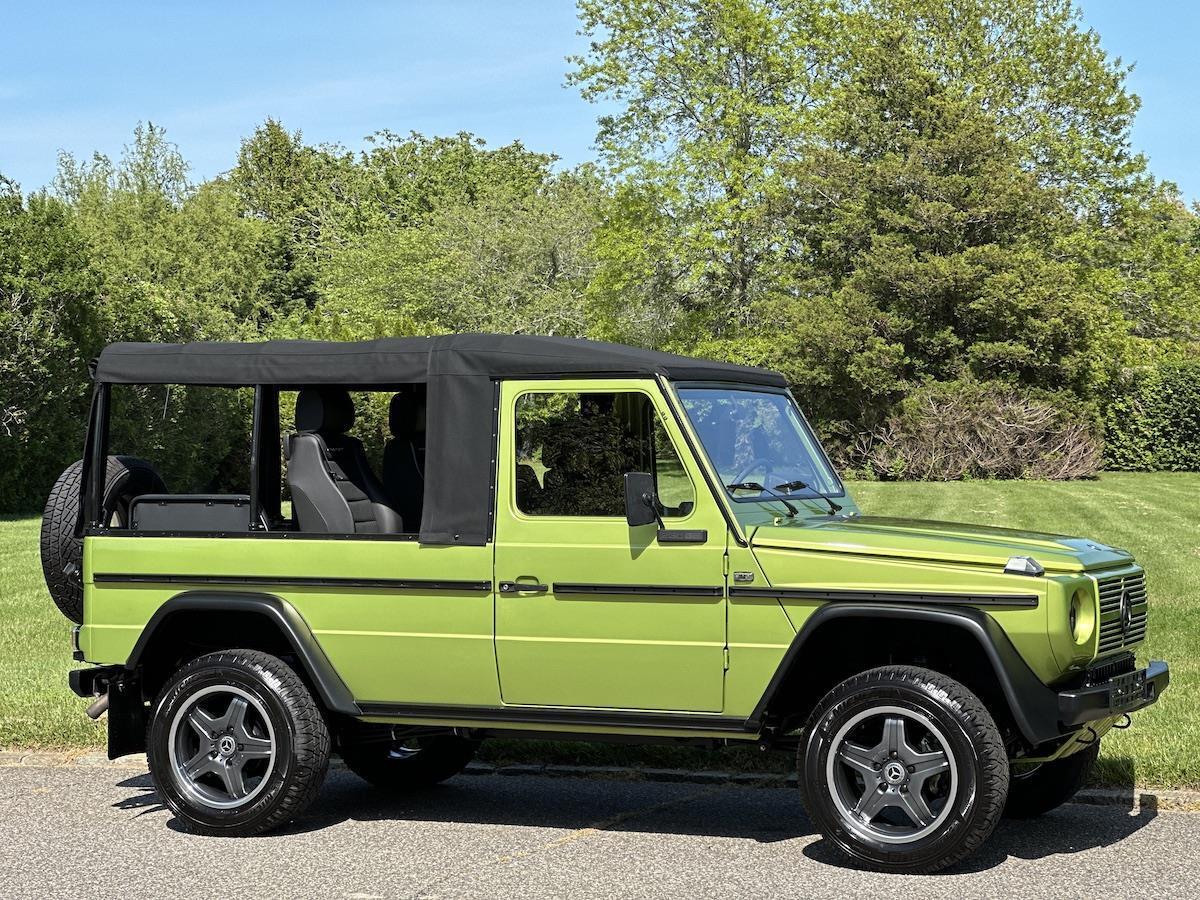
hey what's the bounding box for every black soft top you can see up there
[92,334,786,388]
[89,335,785,547]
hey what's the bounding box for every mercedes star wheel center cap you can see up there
[884,761,906,784]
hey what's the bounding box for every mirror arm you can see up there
[641,491,665,530]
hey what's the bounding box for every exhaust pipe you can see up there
[85,692,110,719]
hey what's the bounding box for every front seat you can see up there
[382,388,426,532]
[285,388,402,534]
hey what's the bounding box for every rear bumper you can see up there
[1057,660,1169,729]
[68,665,123,698]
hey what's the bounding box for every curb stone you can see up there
[4,751,1197,810]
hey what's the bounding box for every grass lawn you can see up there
[2,472,1196,788]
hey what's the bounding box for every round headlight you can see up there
[1070,587,1095,645]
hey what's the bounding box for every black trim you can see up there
[731,586,1038,609]
[84,384,110,529]
[656,529,708,544]
[94,573,492,592]
[69,664,122,698]
[85,527,422,541]
[552,582,725,597]
[125,591,359,716]
[488,379,500,542]
[249,385,263,529]
[1058,660,1169,726]
[357,701,750,733]
[749,603,1063,745]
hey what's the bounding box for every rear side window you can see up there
[108,384,253,498]
[514,391,694,518]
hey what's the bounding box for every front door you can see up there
[494,379,728,712]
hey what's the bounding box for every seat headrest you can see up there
[296,388,355,434]
[389,390,426,439]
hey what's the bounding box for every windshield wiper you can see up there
[775,480,843,516]
[725,481,798,517]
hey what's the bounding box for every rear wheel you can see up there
[340,727,478,790]
[798,665,1009,873]
[1005,741,1099,818]
[148,650,330,836]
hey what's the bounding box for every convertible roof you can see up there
[90,334,786,547]
[92,334,787,388]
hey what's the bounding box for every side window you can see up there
[514,391,695,518]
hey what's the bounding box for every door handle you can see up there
[498,581,549,594]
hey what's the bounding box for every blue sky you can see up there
[1,1,1196,200]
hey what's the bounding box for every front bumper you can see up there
[1058,660,1169,729]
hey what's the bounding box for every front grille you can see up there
[1096,570,1148,653]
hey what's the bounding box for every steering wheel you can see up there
[730,458,777,488]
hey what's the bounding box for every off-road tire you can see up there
[40,455,166,623]
[1005,741,1099,818]
[798,665,1009,874]
[147,650,330,836]
[340,726,478,790]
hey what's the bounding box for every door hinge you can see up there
[723,647,730,671]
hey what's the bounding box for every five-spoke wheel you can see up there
[168,686,277,809]
[827,706,956,842]
[148,650,330,836]
[799,666,1009,873]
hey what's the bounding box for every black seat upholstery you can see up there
[383,388,426,533]
[285,388,402,534]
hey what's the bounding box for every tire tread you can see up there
[149,649,330,836]
[797,664,1009,873]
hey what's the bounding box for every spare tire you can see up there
[40,456,167,623]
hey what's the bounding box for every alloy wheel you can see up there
[825,704,957,844]
[167,685,276,810]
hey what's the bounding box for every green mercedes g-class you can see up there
[46,335,1168,873]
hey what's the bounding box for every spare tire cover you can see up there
[40,456,166,624]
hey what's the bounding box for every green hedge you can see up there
[1105,359,1200,471]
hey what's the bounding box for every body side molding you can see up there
[95,573,491,592]
[730,586,1038,608]
[552,583,724,597]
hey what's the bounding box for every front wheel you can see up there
[798,665,1009,873]
[148,650,331,836]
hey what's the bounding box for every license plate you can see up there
[1110,669,1147,713]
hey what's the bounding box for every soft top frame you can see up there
[90,334,787,388]
[87,335,786,546]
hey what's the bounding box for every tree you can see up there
[313,134,606,339]
[0,177,101,508]
[572,0,841,339]
[574,0,1152,442]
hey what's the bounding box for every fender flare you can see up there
[746,602,1063,746]
[125,590,360,716]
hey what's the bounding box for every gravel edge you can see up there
[3,750,1198,811]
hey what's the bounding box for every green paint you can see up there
[74,379,1164,755]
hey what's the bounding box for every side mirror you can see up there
[623,472,660,527]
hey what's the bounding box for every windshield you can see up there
[676,387,845,507]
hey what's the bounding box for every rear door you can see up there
[493,379,728,712]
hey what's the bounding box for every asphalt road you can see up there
[1,764,1197,899]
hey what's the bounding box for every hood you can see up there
[750,515,1133,574]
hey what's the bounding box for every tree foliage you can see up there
[3,0,1200,509]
